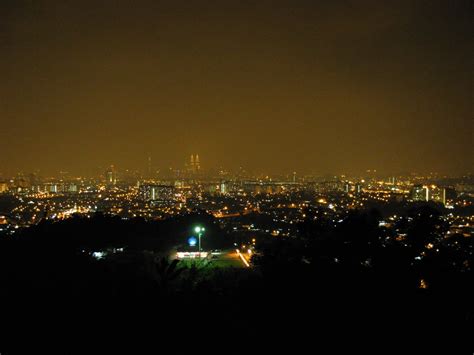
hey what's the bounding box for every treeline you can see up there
[0,207,472,352]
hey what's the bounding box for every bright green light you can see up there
[194,226,202,233]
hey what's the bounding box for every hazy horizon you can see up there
[1,1,472,176]
[1,161,472,180]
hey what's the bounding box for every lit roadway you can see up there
[210,249,251,268]
[235,249,251,267]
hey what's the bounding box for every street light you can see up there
[194,226,205,254]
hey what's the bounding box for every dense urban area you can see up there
[1,157,473,244]
[1,1,472,351]
[1,158,472,352]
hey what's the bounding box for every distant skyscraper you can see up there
[411,184,446,205]
[188,154,201,174]
[140,184,174,202]
[0,182,8,193]
[67,183,78,193]
[344,182,350,193]
[412,185,429,202]
[147,156,152,178]
[429,186,446,205]
[105,165,117,185]
[195,154,200,171]
[220,181,227,194]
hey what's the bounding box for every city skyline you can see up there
[1,1,472,176]
[0,2,472,347]
[1,156,473,181]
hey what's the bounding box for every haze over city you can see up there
[0,1,472,352]
[1,1,472,176]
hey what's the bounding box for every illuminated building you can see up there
[140,184,175,201]
[188,154,201,174]
[106,165,117,185]
[190,154,195,173]
[344,182,350,193]
[429,186,446,205]
[44,183,58,193]
[195,154,200,172]
[412,185,429,202]
[220,181,228,194]
[67,183,78,193]
[0,182,8,193]
[411,184,446,205]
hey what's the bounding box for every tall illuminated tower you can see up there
[147,156,152,179]
[106,165,117,185]
[195,154,200,171]
[190,154,195,173]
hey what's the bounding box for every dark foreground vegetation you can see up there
[0,207,472,353]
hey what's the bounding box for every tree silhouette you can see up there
[406,205,447,253]
[145,253,184,291]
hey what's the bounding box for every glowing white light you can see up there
[236,249,250,267]
[92,251,105,260]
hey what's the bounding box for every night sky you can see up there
[0,1,472,176]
